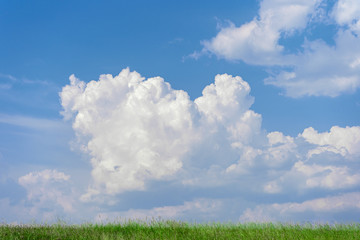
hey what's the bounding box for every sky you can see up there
[1,0,360,224]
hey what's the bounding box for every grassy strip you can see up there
[0,221,359,240]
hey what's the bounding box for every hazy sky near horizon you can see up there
[1,0,360,224]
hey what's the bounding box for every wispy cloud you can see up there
[0,73,50,88]
[0,84,12,90]
[168,37,184,45]
[0,73,17,82]
[0,114,64,130]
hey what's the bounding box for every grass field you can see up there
[1,220,360,239]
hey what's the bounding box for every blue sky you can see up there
[1,0,360,224]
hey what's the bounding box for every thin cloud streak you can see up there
[0,114,65,130]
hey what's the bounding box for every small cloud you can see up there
[18,169,70,186]
[184,48,209,62]
[187,50,204,60]
[168,37,183,45]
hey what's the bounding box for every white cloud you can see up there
[57,68,360,224]
[239,192,360,222]
[264,160,360,193]
[0,73,50,90]
[199,0,360,97]
[0,73,17,90]
[0,170,97,224]
[332,0,360,27]
[262,125,360,193]
[5,68,354,224]
[0,114,64,130]
[19,169,70,185]
[195,74,253,123]
[195,73,263,152]
[0,198,28,224]
[0,73,16,81]
[264,181,282,194]
[265,32,360,97]
[301,126,360,158]
[96,198,223,223]
[226,131,298,175]
[264,132,298,167]
[202,0,320,65]
[60,69,266,198]
[293,161,360,189]
[0,84,11,90]
[61,69,201,198]
[61,69,360,202]
[18,169,74,213]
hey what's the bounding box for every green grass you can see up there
[1,220,360,240]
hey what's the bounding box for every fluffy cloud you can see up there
[19,169,70,185]
[61,69,360,202]
[225,131,298,175]
[8,68,356,223]
[202,0,320,65]
[18,169,75,216]
[199,0,360,97]
[266,161,360,193]
[265,30,360,97]
[332,0,360,27]
[58,68,360,223]
[263,126,360,193]
[60,69,265,199]
[61,69,200,198]
[301,126,360,158]
[194,74,253,123]
[240,192,360,222]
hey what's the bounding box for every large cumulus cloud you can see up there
[61,69,199,197]
[60,69,264,199]
[5,68,357,223]
[58,68,360,222]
